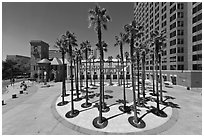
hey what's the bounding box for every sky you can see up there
[2,2,134,60]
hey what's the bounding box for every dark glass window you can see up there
[193,13,202,23]
[192,23,202,33]
[192,54,202,61]
[170,4,176,14]
[192,34,202,42]
[177,30,184,36]
[170,13,176,22]
[177,12,184,18]
[170,30,176,38]
[177,3,184,9]
[192,3,202,14]
[178,65,184,70]
[170,48,176,54]
[177,47,184,53]
[170,39,176,46]
[193,64,202,70]
[177,38,184,44]
[170,65,177,70]
[177,56,184,62]
[170,22,176,30]
[192,43,202,52]
[177,21,184,27]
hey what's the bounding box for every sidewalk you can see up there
[2,81,202,135]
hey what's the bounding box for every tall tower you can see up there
[30,40,49,79]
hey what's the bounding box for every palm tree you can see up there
[124,20,145,128]
[107,56,113,85]
[150,29,166,115]
[115,32,130,112]
[88,4,111,128]
[73,48,82,101]
[116,54,121,86]
[80,40,92,108]
[125,51,130,87]
[62,31,79,118]
[88,54,94,86]
[92,55,96,86]
[54,37,69,106]
[133,42,142,106]
[96,41,109,112]
[140,40,151,100]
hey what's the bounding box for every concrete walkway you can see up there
[2,81,202,135]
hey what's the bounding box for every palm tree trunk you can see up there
[120,43,126,108]
[137,54,140,103]
[85,50,89,105]
[76,56,79,99]
[79,59,83,92]
[98,20,103,123]
[102,49,105,108]
[126,58,128,87]
[69,45,74,113]
[152,54,155,95]
[142,53,145,99]
[159,54,163,102]
[117,60,120,86]
[93,59,96,86]
[155,54,160,111]
[61,52,65,104]
[130,36,138,123]
[89,60,93,85]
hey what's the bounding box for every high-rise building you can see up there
[134,2,202,88]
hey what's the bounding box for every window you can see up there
[178,65,184,70]
[170,48,176,54]
[150,18,153,24]
[177,38,184,44]
[170,30,176,38]
[162,58,167,63]
[193,64,202,70]
[170,4,176,14]
[177,56,184,62]
[192,54,202,61]
[162,13,167,21]
[170,13,176,22]
[177,47,184,53]
[155,6,159,13]
[177,12,184,18]
[170,2,174,6]
[162,6,167,13]
[192,43,202,52]
[150,25,153,30]
[155,26,159,31]
[155,20,159,26]
[155,13,159,20]
[192,23,202,33]
[177,21,184,27]
[162,50,167,56]
[170,22,176,30]
[177,30,184,36]
[192,3,202,14]
[146,66,149,70]
[162,21,167,28]
[170,65,177,70]
[193,13,202,23]
[177,3,184,9]
[192,33,202,42]
[170,39,176,46]
[162,65,167,70]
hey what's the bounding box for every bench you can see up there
[12,94,17,99]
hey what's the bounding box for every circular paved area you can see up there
[53,82,178,134]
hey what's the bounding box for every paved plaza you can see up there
[2,80,202,135]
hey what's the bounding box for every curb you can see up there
[51,94,179,135]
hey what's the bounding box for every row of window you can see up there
[193,13,202,24]
[192,54,202,61]
[192,33,202,42]
[170,38,184,46]
[170,21,184,30]
[192,3,202,14]
[193,64,202,70]
[192,43,202,52]
[192,23,202,33]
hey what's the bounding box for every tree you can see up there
[96,41,109,112]
[88,4,111,128]
[107,56,113,85]
[116,54,121,86]
[124,20,145,128]
[125,51,130,87]
[54,36,69,106]
[115,32,130,112]
[73,48,82,101]
[150,29,166,116]
[63,31,79,118]
[80,40,92,108]
[140,40,151,100]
